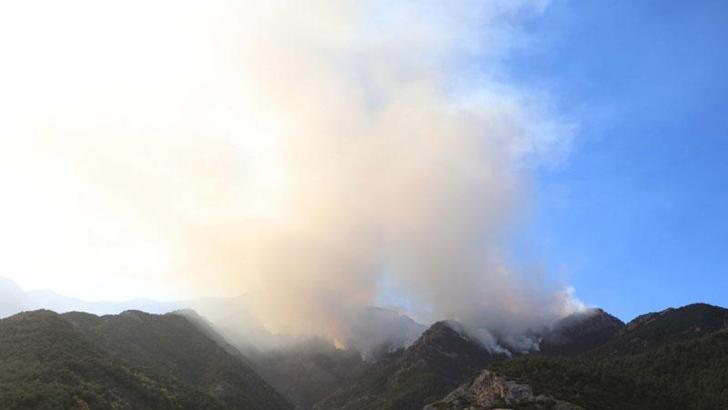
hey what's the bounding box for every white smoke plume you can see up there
[0,0,578,350]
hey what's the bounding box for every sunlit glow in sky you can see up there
[3,0,726,325]
[0,0,576,340]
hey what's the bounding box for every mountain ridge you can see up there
[314,320,508,409]
[1,301,727,409]
[0,309,291,409]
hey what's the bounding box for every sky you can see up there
[0,0,726,330]
[506,0,728,321]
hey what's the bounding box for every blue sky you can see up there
[507,0,728,321]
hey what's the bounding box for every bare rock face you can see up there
[424,369,582,410]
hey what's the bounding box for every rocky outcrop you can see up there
[424,369,582,410]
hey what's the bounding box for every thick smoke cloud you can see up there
[0,0,577,349]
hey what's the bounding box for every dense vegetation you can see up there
[0,310,291,409]
[318,304,728,410]
[539,308,624,357]
[250,339,366,409]
[1,303,726,409]
[492,304,728,410]
[316,321,505,410]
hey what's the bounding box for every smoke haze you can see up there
[0,0,578,348]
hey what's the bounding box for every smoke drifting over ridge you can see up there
[0,1,577,348]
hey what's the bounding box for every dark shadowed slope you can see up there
[64,309,292,409]
[539,308,625,357]
[0,309,291,410]
[250,338,366,410]
[588,303,728,357]
[237,306,425,410]
[315,321,506,410]
[490,303,728,410]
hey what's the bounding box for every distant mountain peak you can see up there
[315,320,507,409]
[416,320,470,342]
[594,302,728,356]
